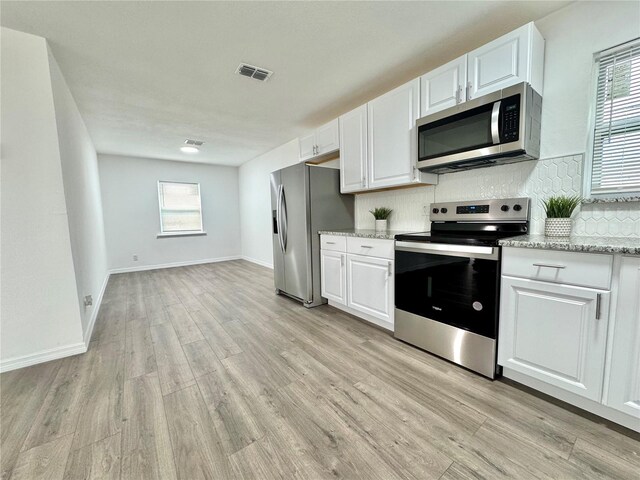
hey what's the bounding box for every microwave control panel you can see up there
[501,94,520,143]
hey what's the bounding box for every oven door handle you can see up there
[395,241,498,260]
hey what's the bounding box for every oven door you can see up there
[394,242,500,339]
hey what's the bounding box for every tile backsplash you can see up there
[355,154,640,238]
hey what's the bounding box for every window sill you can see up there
[157,231,207,238]
[582,196,640,204]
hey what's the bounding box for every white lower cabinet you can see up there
[499,276,609,402]
[320,235,394,330]
[499,247,640,432]
[320,250,346,305]
[346,254,394,325]
[605,256,640,420]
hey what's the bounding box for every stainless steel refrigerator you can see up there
[270,163,354,307]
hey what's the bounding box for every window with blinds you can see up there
[158,181,203,233]
[590,40,640,196]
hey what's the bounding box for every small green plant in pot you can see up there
[370,207,392,232]
[542,195,582,237]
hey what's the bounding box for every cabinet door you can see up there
[299,133,316,161]
[320,250,346,305]
[367,78,420,190]
[467,24,529,99]
[605,257,640,419]
[420,55,466,117]
[347,254,393,325]
[498,276,609,401]
[316,119,339,156]
[339,104,368,193]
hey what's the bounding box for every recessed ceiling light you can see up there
[180,145,199,154]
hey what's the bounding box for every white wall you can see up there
[536,0,640,159]
[355,1,640,234]
[238,139,300,268]
[48,48,109,338]
[99,154,241,271]
[1,28,85,369]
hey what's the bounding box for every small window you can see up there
[157,181,203,234]
[588,39,640,197]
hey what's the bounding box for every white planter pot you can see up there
[375,219,388,232]
[545,218,572,237]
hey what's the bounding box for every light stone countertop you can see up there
[499,234,640,255]
[318,229,410,240]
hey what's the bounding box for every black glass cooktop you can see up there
[395,223,528,247]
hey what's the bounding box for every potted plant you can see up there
[542,195,582,237]
[370,207,392,232]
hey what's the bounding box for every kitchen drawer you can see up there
[347,236,394,260]
[320,235,347,252]
[502,247,613,290]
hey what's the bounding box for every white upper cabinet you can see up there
[339,104,368,193]
[299,133,316,162]
[420,55,467,117]
[367,78,421,190]
[299,118,339,162]
[605,256,640,420]
[467,22,545,100]
[315,119,340,156]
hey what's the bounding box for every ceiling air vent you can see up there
[236,63,273,82]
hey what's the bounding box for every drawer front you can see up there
[347,236,394,260]
[501,247,613,289]
[320,235,347,252]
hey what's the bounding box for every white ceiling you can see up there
[1,1,571,166]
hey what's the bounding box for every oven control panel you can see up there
[431,198,529,222]
[456,204,490,214]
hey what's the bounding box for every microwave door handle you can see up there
[491,100,501,144]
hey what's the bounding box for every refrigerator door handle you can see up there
[276,185,285,253]
[281,186,288,252]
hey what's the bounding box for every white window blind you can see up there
[590,40,640,195]
[158,181,203,233]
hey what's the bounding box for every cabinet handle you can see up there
[325,241,336,244]
[360,245,373,249]
[341,255,344,266]
[456,85,461,104]
[413,165,419,180]
[467,81,472,100]
[388,261,392,277]
[596,293,602,320]
[532,263,566,269]
[314,145,317,155]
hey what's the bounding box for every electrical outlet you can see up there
[133,254,138,261]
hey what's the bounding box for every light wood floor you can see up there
[1,260,639,480]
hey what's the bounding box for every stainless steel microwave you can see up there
[416,82,542,174]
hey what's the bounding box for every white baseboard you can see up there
[240,255,273,269]
[503,367,640,433]
[328,301,393,332]
[0,342,87,373]
[83,272,110,346]
[109,256,241,274]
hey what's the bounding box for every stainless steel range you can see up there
[394,197,530,379]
